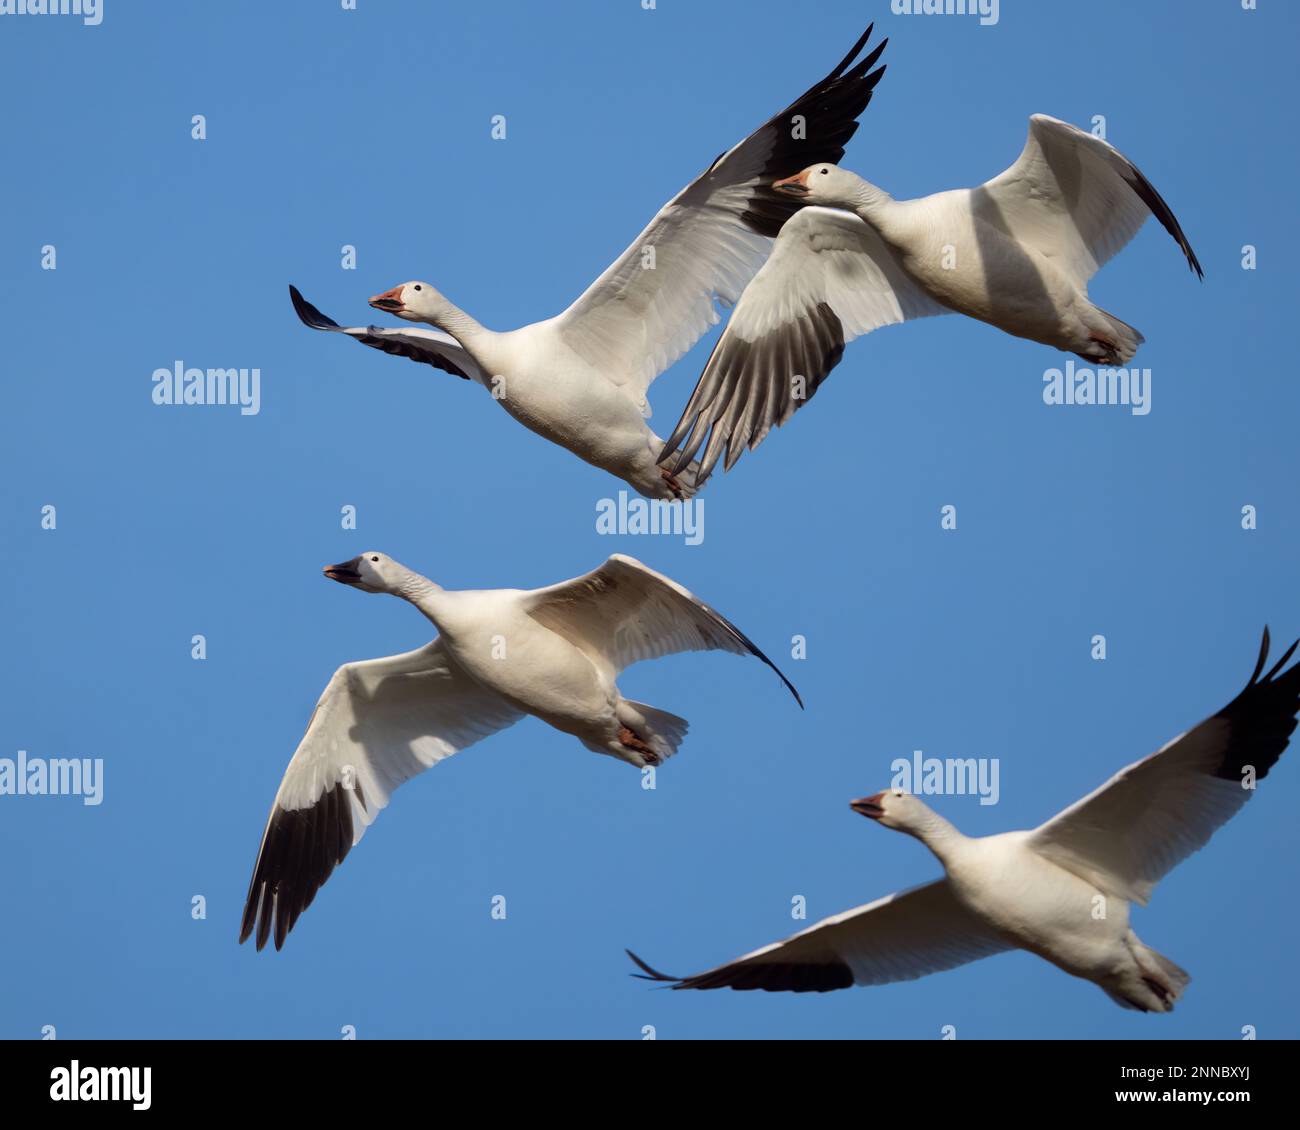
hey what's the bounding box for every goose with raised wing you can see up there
[240,552,800,951]
[292,25,887,499]
[629,630,1297,1012]
[660,115,1203,483]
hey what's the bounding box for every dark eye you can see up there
[413,285,422,292]
[371,556,379,562]
[820,168,829,175]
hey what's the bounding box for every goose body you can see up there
[290,25,889,499]
[661,115,1204,483]
[240,552,800,951]
[630,630,1298,1012]
[869,189,1103,351]
[938,830,1173,1010]
[460,319,677,500]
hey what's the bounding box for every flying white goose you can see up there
[240,552,800,951]
[629,629,1297,1012]
[292,25,888,500]
[660,115,1203,483]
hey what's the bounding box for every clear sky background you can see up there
[2,0,1297,1040]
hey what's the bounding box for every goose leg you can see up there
[619,726,661,766]
[1075,335,1122,365]
[659,468,686,500]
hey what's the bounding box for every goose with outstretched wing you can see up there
[292,25,888,499]
[661,114,1202,483]
[631,630,1295,1012]
[241,552,799,951]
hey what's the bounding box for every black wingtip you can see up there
[856,37,888,81]
[240,783,358,955]
[764,656,803,708]
[830,23,874,79]
[1117,163,1203,282]
[754,642,803,709]
[626,948,681,984]
[1211,625,1300,785]
[1258,626,1300,681]
[723,614,803,709]
[1264,635,1300,684]
[1249,626,1272,685]
[706,601,803,709]
[288,283,341,330]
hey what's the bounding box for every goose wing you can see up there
[977,114,1202,287]
[239,640,523,951]
[290,285,486,384]
[660,206,947,481]
[1031,629,1299,905]
[628,880,1008,992]
[523,554,800,705]
[553,26,888,412]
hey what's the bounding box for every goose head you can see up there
[850,788,932,832]
[323,551,408,595]
[773,164,864,208]
[368,281,449,324]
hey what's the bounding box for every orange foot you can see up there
[1086,336,1122,365]
[659,467,686,500]
[619,725,661,766]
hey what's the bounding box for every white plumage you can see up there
[662,115,1203,482]
[289,27,888,499]
[240,552,799,951]
[631,630,1297,1012]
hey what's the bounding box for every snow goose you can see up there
[629,629,1297,1012]
[240,552,800,951]
[660,115,1203,483]
[294,26,888,500]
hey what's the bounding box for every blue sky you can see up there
[2,0,1297,1040]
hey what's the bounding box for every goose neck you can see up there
[399,576,447,622]
[433,304,491,350]
[906,808,967,866]
[851,179,896,227]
